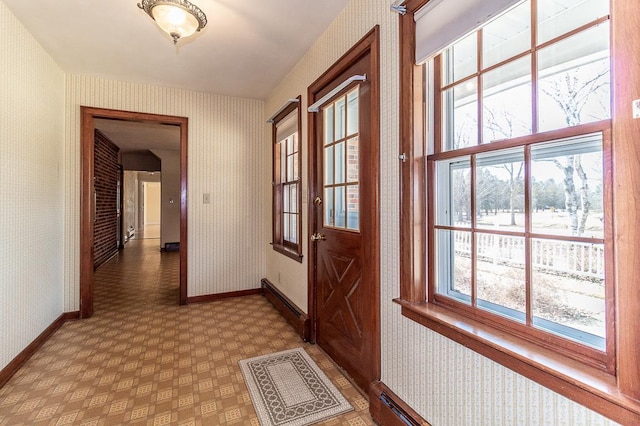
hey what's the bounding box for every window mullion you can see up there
[476,29,483,146]
[470,155,477,307]
[524,145,533,326]
[531,0,539,135]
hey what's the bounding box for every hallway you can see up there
[0,240,372,425]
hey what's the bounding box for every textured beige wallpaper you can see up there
[264,0,617,424]
[64,76,267,309]
[0,1,66,370]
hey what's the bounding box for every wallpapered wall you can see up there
[263,0,617,424]
[63,77,267,309]
[0,2,65,370]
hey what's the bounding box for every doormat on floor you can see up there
[239,348,353,426]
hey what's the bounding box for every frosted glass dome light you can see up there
[138,0,207,44]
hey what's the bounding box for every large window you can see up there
[430,0,612,364]
[398,0,640,421]
[271,98,303,261]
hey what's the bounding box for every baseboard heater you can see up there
[370,381,430,426]
[380,392,420,426]
[260,278,310,342]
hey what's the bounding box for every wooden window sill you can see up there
[393,298,640,424]
[271,243,303,263]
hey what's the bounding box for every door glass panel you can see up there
[347,137,359,182]
[322,86,361,231]
[335,97,346,141]
[324,187,334,227]
[324,146,334,185]
[335,186,345,228]
[335,142,345,184]
[324,104,334,145]
[347,89,359,136]
[347,185,359,231]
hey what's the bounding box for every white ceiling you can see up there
[3,0,349,100]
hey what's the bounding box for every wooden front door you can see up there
[308,27,380,392]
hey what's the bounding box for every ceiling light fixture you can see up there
[138,0,207,45]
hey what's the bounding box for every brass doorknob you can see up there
[313,196,323,205]
[310,233,326,241]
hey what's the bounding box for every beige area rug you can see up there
[239,348,354,426]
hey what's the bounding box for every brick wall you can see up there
[94,130,120,268]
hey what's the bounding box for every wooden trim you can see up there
[186,289,261,304]
[398,0,640,421]
[80,107,188,315]
[271,244,303,262]
[0,312,80,388]
[271,96,303,261]
[261,279,310,341]
[307,26,381,388]
[611,0,640,400]
[369,381,431,426]
[179,116,188,306]
[396,300,640,424]
[427,120,611,161]
[399,7,427,303]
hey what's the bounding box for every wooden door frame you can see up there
[307,26,381,381]
[80,107,188,318]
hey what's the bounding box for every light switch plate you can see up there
[633,99,640,119]
[203,193,210,204]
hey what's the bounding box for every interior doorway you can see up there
[141,181,162,240]
[80,107,189,318]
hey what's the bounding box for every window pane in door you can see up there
[324,104,335,145]
[347,137,359,183]
[335,142,345,184]
[335,186,346,228]
[347,185,359,231]
[347,89,359,136]
[324,187,334,227]
[335,97,346,141]
[324,146,334,185]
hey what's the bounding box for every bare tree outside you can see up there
[540,67,609,236]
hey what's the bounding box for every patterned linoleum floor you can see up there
[0,239,374,425]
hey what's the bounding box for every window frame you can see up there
[397,0,640,423]
[271,96,303,262]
